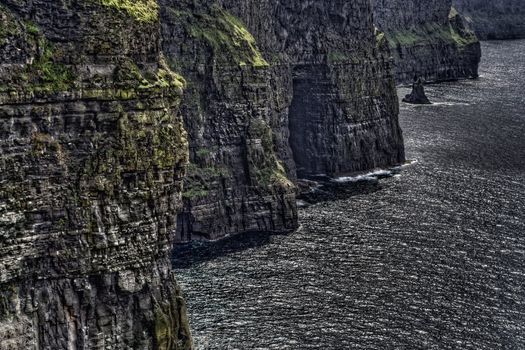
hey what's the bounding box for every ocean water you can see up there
[173,40,525,349]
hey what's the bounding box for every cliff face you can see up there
[1,0,410,345]
[0,1,191,349]
[161,1,298,242]
[222,0,406,177]
[373,0,481,83]
[454,0,525,39]
[161,0,405,242]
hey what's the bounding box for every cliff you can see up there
[1,0,410,346]
[161,1,298,242]
[0,1,191,349]
[454,0,525,39]
[373,0,482,83]
[161,0,405,243]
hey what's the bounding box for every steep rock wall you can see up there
[161,1,405,242]
[161,1,298,242]
[0,1,191,349]
[222,0,406,177]
[454,0,525,39]
[373,0,481,83]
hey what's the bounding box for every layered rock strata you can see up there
[0,1,191,349]
[373,0,482,83]
[162,0,405,242]
[161,1,298,242]
[221,0,406,177]
[454,0,525,39]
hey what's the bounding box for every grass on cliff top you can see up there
[174,5,268,67]
[386,20,478,48]
[97,0,159,22]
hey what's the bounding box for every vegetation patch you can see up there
[0,5,22,45]
[248,119,293,188]
[0,13,75,94]
[328,51,349,63]
[31,132,65,164]
[96,0,159,22]
[29,39,74,92]
[387,19,478,48]
[182,162,229,200]
[114,55,186,91]
[375,28,386,45]
[83,109,188,194]
[154,294,191,350]
[173,4,268,67]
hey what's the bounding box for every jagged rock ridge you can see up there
[0,1,191,349]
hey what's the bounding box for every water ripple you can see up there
[174,40,525,350]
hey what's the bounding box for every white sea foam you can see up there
[332,160,418,183]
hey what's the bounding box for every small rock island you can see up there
[403,77,432,104]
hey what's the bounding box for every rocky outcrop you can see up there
[454,0,525,39]
[0,1,191,349]
[373,0,481,84]
[403,78,432,104]
[161,0,405,243]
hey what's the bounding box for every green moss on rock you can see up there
[181,162,229,200]
[173,4,268,67]
[29,39,74,91]
[83,108,188,194]
[386,20,478,48]
[154,294,192,350]
[0,4,22,45]
[96,0,159,22]
[248,119,294,188]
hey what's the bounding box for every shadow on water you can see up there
[172,230,276,269]
[298,177,383,204]
[298,163,413,205]
[173,165,412,269]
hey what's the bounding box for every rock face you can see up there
[454,0,525,39]
[161,0,298,242]
[0,1,191,349]
[161,0,405,242]
[1,0,411,346]
[373,0,482,84]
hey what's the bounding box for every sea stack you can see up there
[403,77,432,104]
